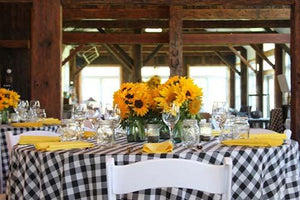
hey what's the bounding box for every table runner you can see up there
[0,125,60,190]
[6,137,300,200]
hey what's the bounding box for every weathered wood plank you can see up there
[0,40,30,48]
[255,44,263,112]
[64,20,290,29]
[169,5,183,77]
[61,0,293,6]
[63,8,168,20]
[240,49,248,107]
[63,32,168,44]
[31,0,62,118]
[290,0,300,143]
[64,33,290,44]
[183,33,290,44]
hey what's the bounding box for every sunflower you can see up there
[0,93,6,110]
[131,91,151,117]
[147,75,161,89]
[189,98,202,115]
[113,91,130,119]
[8,90,20,107]
[164,76,180,86]
[180,77,203,101]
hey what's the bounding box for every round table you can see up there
[6,137,300,200]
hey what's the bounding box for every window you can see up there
[141,66,170,83]
[81,66,121,108]
[189,66,229,113]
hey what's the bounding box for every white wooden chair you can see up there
[5,130,60,157]
[106,157,232,200]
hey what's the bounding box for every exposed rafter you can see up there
[143,44,163,65]
[228,45,256,73]
[215,51,241,75]
[250,44,275,69]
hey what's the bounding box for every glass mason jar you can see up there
[145,124,161,143]
[199,122,212,141]
[221,115,235,140]
[127,119,145,142]
[97,120,115,146]
[233,116,250,139]
[182,119,200,148]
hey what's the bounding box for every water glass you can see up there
[37,109,46,119]
[182,119,200,148]
[60,119,79,141]
[233,116,250,139]
[145,124,161,143]
[10,113,20,123]
[221,115,235,140]
[96,120,115,146]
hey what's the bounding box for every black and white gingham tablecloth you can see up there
[6,137,300,200]
[0,125,59,190]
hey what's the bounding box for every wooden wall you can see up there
[0,3,31,100]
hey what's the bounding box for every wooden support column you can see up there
[291,0,300,143]
[240,49,248,107]
[132,30,142,82]
[31,0,62,118]
[230,66,236,109]
[169,5,183,77]
[256,44,263,112]
[275,44,283,108]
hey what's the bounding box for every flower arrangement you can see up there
[155,76,203,120]
[0,88,20,111]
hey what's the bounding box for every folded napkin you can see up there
[83,131,96,139]
[39,118,61,125]
[222,135,285,147]
[11,122,43,127]
[249,133,286,140]
[35,141,94,151]
[211,130,221,137]
[142,140,173,153]
[19,135,61,145]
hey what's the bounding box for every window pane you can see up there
[142,66,170,83]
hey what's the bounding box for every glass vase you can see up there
[1,109,10,124]
[173,120,183,143]
[127,119,145,142]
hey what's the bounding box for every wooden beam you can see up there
[256,44,263,113]
[63,8,168,20]
[0,40,30,48]
[183,33,290,44]
[215,51,240,75]
[169,5,183,76]
[240,49,248,106]
[62,45,85,66]
[63,32,290,44]
[132,29,142,82]
[250,44,275,69]
[264,28,291,56]
[228,45,256,73]
[63,20,290,29]
[31,0,62,118]
[290,0,300,143]
[275,44,283,108]
[229,64,236,108]
[61,0,293,6]
[63,32,168,44]
[143,44,163,65]
[183,9,290,20]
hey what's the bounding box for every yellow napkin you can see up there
[142,140,173,153]
[212,130,221,137]
[222,133,285,147]
[19,135,61,145]
[83,131,96,139]
[39,118,61,125]
[35,141,94,151]
[11,122,43,127]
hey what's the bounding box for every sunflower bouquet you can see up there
[113,79,162,141]
[0,88,20,123]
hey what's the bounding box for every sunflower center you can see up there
[134,100,143,108]
[186,91,191,97]
[125,94,134,99]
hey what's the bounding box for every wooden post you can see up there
[132,29,142,82]
[230,68,236,109]
[31,0,62,118]
[290,0,300,142]
[240,49,248,107]
[169,5,183,77]
[256,44,263,112]
[275,44,283,108]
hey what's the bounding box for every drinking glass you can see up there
[107,105,122,138]
[211,101,227,138]
[30,100,40,110]
[162,104,180,144]
[72,104,87,140]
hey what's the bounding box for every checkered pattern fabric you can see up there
[269,108,286,133]
[0,125,59,190]
[6,138,300,200]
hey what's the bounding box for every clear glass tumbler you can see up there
[182,119,200,148]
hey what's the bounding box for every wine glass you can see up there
[30,100,40,110]
[211,101,227,140]
[162,103,180,144]
[72,104,87,139]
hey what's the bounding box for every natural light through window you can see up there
[81,66,121,108]
[141,66,170,83]
[189,66,229,113]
